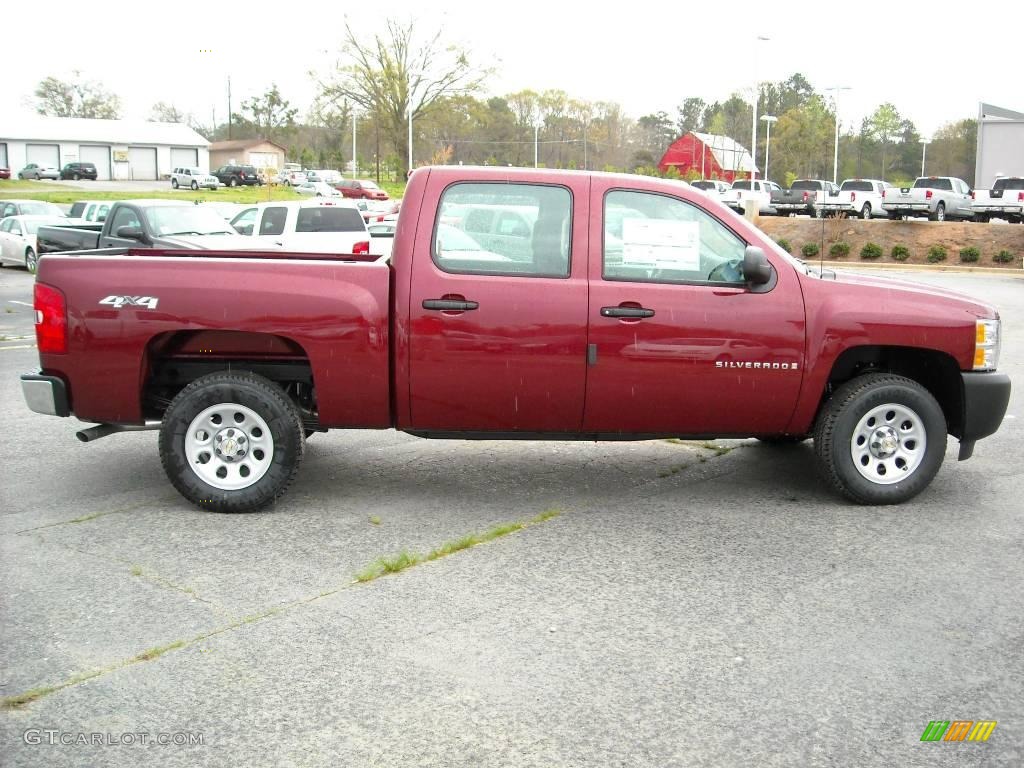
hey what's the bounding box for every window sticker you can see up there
[621,219,700,270]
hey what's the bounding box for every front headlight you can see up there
[974,318,1001,371]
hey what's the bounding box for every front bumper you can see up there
[21,372,70,417]
[957,371,1011,459]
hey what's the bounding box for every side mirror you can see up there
[743,245,772,285]
[116,225,145,241]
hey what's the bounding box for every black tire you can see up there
[860,203,872,220]
[229,177,238,187]
[159,371,304,512]
[25,248,38,274]
[72,173,80,181]
[813,373,946,505]
[191,180,198,190]
[171,178,179,189]
[930,202,945,222]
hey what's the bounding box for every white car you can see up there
[690,179,731,203]
[0,215,67,273]
[229,199,374,255]
[295,181,341,197]
[281,170,308,186]
[171,167,219,190]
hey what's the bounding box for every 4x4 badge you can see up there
[99,295,159,310]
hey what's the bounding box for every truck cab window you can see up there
[260,207,288,236]
[433,182,571,277]
[603,190,747,285]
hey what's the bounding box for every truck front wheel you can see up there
[159,371,304,512]
[813,374,946,504]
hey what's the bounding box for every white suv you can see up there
[171,167,219,190]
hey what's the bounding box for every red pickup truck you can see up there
[20,167,1010,512]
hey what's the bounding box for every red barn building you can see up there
[658,132,757,182]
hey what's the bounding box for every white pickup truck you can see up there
[229,200,373,255]
[881,176,975,221]
[972,176,1024,223]
[817,179,892,220]
[723,179,782,215]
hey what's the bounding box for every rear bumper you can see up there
[21,372,70,417]
[957,371,1011,458]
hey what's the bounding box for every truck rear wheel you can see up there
[159,371,304,512]
[930,202,946,222]
[813,373,946,505]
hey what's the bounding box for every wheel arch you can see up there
[817,345,963,437]
[142,329,319,429]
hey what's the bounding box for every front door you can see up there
[584,182,806,436]
[407,177,589,432]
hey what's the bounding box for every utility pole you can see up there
[227,76,232,140]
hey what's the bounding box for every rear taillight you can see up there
[802,191,809,202]
[34,282,67,354]
[970,191,975,199]
[881,189,886,198]
[850,192,856,202]
[1018,192,1024,202]
[926,189,933,199]
[353,241,370,255]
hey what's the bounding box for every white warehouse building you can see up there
[0,115,210,181]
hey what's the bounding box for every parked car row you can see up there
[696,175,1021,223]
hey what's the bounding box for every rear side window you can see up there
[841,180,873,192]
[295,207,365,232]
[433,182,572,277]
[260,207,288,235]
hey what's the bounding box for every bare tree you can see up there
[150,102,187,123]
[317,18,488,175]
[235,84,298,142]
[34,72,121,119]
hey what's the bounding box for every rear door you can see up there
[407,176,590,432]
[584,180,805,436]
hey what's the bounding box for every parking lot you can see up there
[0,264,1021,766]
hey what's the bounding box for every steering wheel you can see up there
[707,258,744,283]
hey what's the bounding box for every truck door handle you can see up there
[423,298,479,311]
[601,305,655,319]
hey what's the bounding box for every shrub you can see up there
[891,245,910,261]
[926,245,947,263]
[860,242,883,260]
[993,249,1015,264]
[829,241,850,258]
[775,238,792,254]
[801,242,820,258]
[959,246,980,263]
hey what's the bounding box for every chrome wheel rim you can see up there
[185,403,274,490]
[861,204,871,219]
[26,250,37,273]
[936,205,945,221]
[850,403,926,485]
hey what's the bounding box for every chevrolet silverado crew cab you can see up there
[20,167,1010,512]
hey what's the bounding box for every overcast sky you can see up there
[6,1,1021,139]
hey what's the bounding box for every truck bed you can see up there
[34,249,392,427]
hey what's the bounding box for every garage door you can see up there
[27,143,60,168]
[128,147,157,180]
[170,147,198,169]
[249,152,277,169]
[0,143,8,169]
[79,146,111,180]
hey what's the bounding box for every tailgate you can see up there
[34,252,393,428]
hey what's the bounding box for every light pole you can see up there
[824,86,851,183]
[921,138,929,176]
[750,35,770,180]
[533,120,544,168]
[760,115,777,181]
[407,107,413,177]
[351,109,358,178]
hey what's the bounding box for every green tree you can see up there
[235,84,297,142]
[868,103,902,179]
[676,97,708,135]
[34,73,121,119]
[317,18,488,175]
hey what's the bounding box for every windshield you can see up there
[149,206,236,236]
[295,207,365,232]
[913,177,952,190]
[993,178,1024,191]
[840,180,873,192]
[20,202,63,216]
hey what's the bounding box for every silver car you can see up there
[18,164,60,180]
